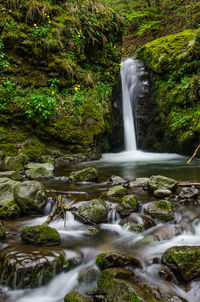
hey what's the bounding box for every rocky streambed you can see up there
[1,151,200,301]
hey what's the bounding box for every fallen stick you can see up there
[178,183,200,187]
[187,143,200,164]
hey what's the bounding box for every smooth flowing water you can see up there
[2,59,200,302]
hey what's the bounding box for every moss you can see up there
[20,225,61,246]
[136,30,198,74]
[68,167,98,182]
[96,253,110,269]
[155,200,173,210]
[107,185,128,196]
[64,292,91,302]
[0,200,22,219]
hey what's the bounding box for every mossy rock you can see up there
[107,185,128,196]
[144,200,175,222]
[118,195,139,217]
[162,246,200,282]
[14,181,47,214]
[25,163,54,179]
[68,167,98,182]
[96,252,141,271]
[2,155,24,172]
[0,246,67,289]
[78,199,108,224]
[148,175,178,192]
[64,292,92,302]
[122,223,145,233]
[0,171,23,181]
[20,138,48,162]
[0,177,19,206]
[0,222,6,239]
[21,225,61,246]
[136,29,198,74]
[119,213,156,231]
[0,200,21,219]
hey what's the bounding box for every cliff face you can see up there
[136,29,200,154]
[0,0,123,157]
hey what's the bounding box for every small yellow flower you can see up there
[77,84,80,87]
[36,26,38,29]
[114,46,116,49]
[34,24,37,27]
[52,91,55,95]
[48,20,51,24]
[96,10,99,13]
[8,10,12,13]
[74,87,78,91]
[83,36,86,39]
[44,13,47,16]
[47,15,50,18]
[79,29,82,32]
[122,47,124,51]
[119,63,121,66]
[78,34,81,37]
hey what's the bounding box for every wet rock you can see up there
[0,171,23,181]
[78,199,108,224]
[179,186,199,199]
[69,167,98,182]
[109,175,126,184]
[0,178,19,206]
[106,185,128,196]
[153,189,172,198]
[64,292,92,302]
[117,194,139,217]
[96,252,141,270]
[14,181,47,214]
[119,213,156,231]
[0,200,21,219]
[55,154,89,168]
[148,175,177,193]
[144,200,175,222]
[97,268,163,302]
[17,153,29,165]
[0,222,6,239]
[25,163,54,179]
[0,247,69,289]
[2,155,25,172]
[77,267,99,283]
[162,246,200,282]
[21,225,61,246]
[130,178,149,186]
[148,225,181,241]
[159,267,173,281]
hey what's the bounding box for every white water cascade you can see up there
[121,58,139,151]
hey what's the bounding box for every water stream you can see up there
[1,59,200,301]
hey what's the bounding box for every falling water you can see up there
[121,58,139,151]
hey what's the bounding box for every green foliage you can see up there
[0,41,10,71]
[0,80,16,113]
[32,24,51,38]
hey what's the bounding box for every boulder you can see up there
[78,199,108,224]
[144,200,175,222]
[179,186,199,199]
[130,178,149,186]
[96,252,141,270]
[106,185,128,196]
[162,246,200,282]
[148,175,177,193]
[25,163,54,179]
[109,175,126,184]
[0,247,68,289]
[0,178,19,206]
[20,225,61,246]
[0,171,23,181]
[119,213,156,232]
[14,181,47,214]
[2,155,25,172]
[68,167,98,182]
[118,194,139,217]
[64,292,92,302]
[0,222,6,239]
[0,200,21,219]
[153,189,172,198]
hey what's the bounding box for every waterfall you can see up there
[121,58,139,151]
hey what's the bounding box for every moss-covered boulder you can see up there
[2,155,24,172]
[144,200,175,222]
[106,185,128,196]
[21,225,60,246]
[162,246,200,282]
[0,171,23,181]
[25,163,54,179]
[0,177,19,206]
[64,292,92,302]
[153,189,172,198]
[0,200,21,219]
[14,181,47,214]
[97,268,162,302]
[0,222,6,239]
[0,246,68,289]
[179,186,199,199]
[148,175,177,193]
[118,194,139,217]
[119,213,156,232]
[68,167,98,182]
[136,29,197,74]
[96,252,141,270]
[78,199,108,224]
